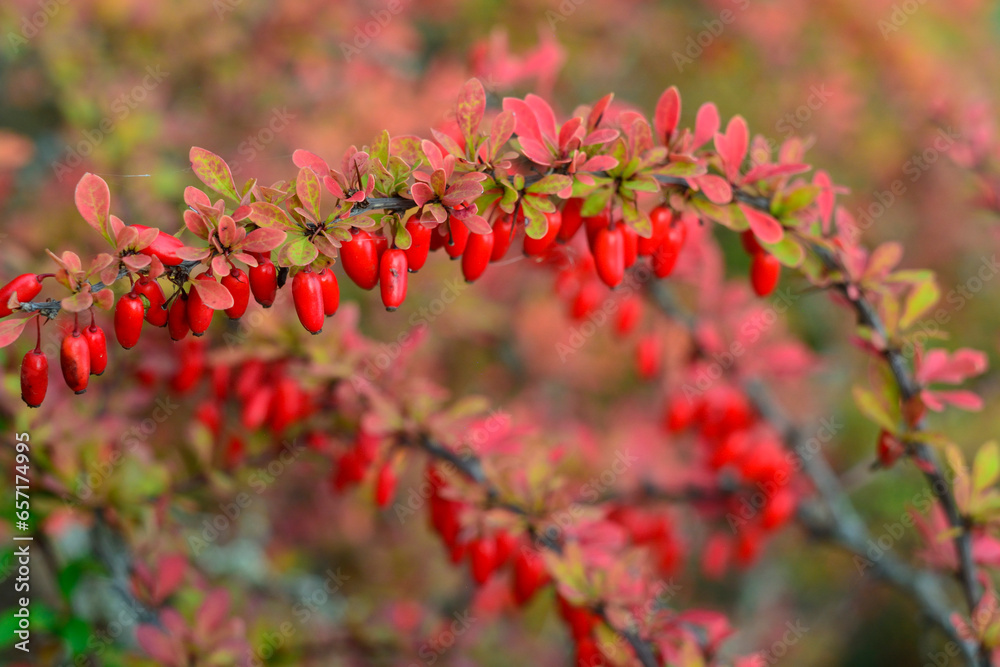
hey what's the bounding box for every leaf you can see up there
[654,86,681,144]
[852,385,898,432]
[74,174,112,243]
[277,235,319,267]
[488,111,516,159]
[248,202,294,230]
[0,318,28,348]
[192,277,234,310]
[693,174,732,205]
[296,167,322,221]
[242,227,286,253]
[526,175,572,196]
[694,103,719,148]
[761,236,805,268]
[739,204,784,244]
[292,149,330,175]
[189,147,239,200]
[900,276,940,330]
[973,442,1000,495]
[521,200,548,239]
[393,221,412,250]
[456,79,486,141]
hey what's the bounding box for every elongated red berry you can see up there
[585,212,610,249]
[20,349,47,408]
[132,225,185,266]
[494,530,517,567]
[340,229,380,290]
[468,537,497,585]
[557,596,596,640]
[443,218,470,259]
[490,213,515,262]
[594,226,625,288]
[636,334,663,379]
[221,268,250,319]
[83,324,108,375]
[652,223,686,278]
[379,249,408,311]
[571,280,602,321]
[558,198,585,242]
[0,274,43,318]
[462,231,494,282]
[621,224,638,268]
[187,275,216,336]
[375,462,397,508]
[750,252,780,296]
[61,329,90,394]
[524,211,562,257]
[639,206,672,256]
[513,548,549,605]
[292,269,324,334]
[168,292,190,341]
[134,276,167,327]
[740,229,763,255]
[403,218,432,272]
[115,292,145,349]
[615,296,642,336]
[249,256,278,307]
[316,267,340,317]
[576,637,604,667]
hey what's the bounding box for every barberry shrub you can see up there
[1,77,997,667]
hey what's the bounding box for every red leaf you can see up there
[455,78,486,140]
[722,116,748,182]
[191,277,235,310]
[292,149,330,175]
[692,174,732,205]
[248,202,293,230]
[242,227,286,253]
[488,111,516,157]
[502,97,543,146]
[654,86,681,144]
[525,94,557,143]
[136,625,180,665]
[183,186,211,209]
[296,167,322,221]
[740,204,784,244]
[694,103,719,149]
[153,554,187,604]
[75,173,111,241]
[814,170,835,232]
[0,317,29,348]
[588,93,614,130]
[196,589,230,634]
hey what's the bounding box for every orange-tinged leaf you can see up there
[248,202,294,229]
[74,173,111,243]
[296,167,322,221]
[189,147,239,200]
[0,317,28,348]
[191,277,234,310]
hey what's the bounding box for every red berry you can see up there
[249,256,278,307]
[462,231,494,282]
[576,636,606,667]
[83,324,108,376]
[652,222,686,278]
[523,210,562,257]
[750,252,780,297]
[0,274,43,318]
[292,269,324,334]
[639,206,672,256]
[221,268,250,319]
[241,385,274,430]
[132,224,185,266]
[494,530,517,567]
[468,536,497,585]
[877,429,904,468]
[20,349,48,408]
[571,280,603,321]
[762,489,797,529]
[379,249,408,311]
[615,296,642,336]
[316,267,340,317]
[594,226,625,288]
[168,292,190,341]
[557,596,596,640]
[512,548,549,605]
[635,334,662,379]
[740,229,763,255]
[114,292,145,349]
[584,213,609,249]
[267,376,302,433]
[375,462,397,508]
[443,218,470,259]
[187,275,216,336]
[340,229,380,290]
[60,329,90,394]
[664,395,698,433]
[169,339,206,393]
[734,527,761,566]
[403,218,432,272]
[620,223,638,268]
[134,276,167,327]
[558,198,585,242]
[490,213,515,262]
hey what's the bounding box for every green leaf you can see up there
[526,174,572,196]
[393,220,412,250]
[761,236,805,268]
[852,385,897,432]
[370,129,390,167]
[621,199,652,238]
[455,78,486,141]
[580,188,613,217]
[295,167,322,221]
[189,147,239,200]
[973,441,1000,494]
[248,202,294,230]
[652,160,706,178]
[278,235,319,267]
[521,199,547,239]
[773,184,820,217]
[900,276,940,330]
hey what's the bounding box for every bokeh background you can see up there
[1,0,1000,665]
